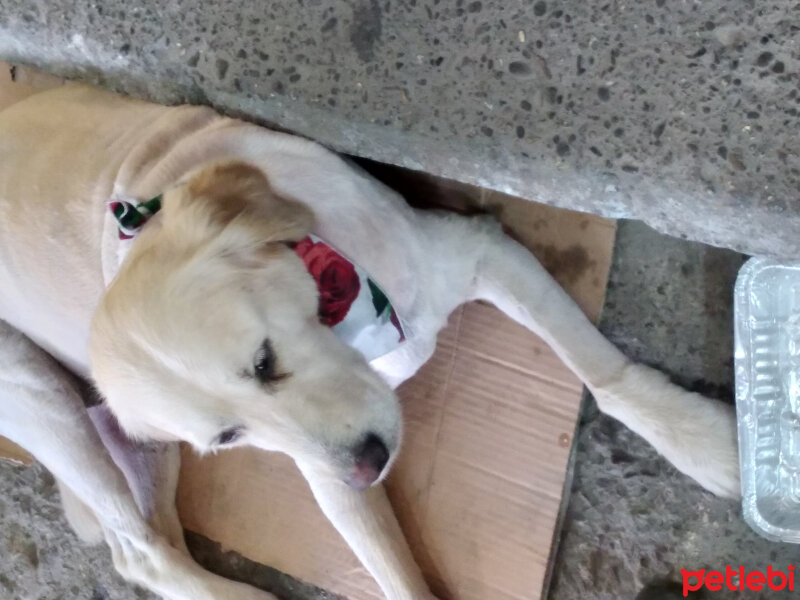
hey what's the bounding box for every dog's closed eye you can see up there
[215,426,244,446]
[253,339,289,384]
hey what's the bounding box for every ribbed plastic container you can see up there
[735,258,800,542]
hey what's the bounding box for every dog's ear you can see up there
[162,161,314,250]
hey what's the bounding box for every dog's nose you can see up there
[345,433,390,490]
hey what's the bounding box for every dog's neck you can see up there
[105,116,422,332]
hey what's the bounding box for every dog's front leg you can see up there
[0,322,279,600]
[297,460,438,600]
[468,225,740,498]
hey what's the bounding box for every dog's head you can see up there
[91,161,401,489]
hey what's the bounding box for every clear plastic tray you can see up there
[735,258,800,542]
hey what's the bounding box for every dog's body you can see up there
[0,85,739,600]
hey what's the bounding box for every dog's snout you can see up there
[345,433,390,490]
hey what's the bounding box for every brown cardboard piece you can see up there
[0,437,33,466]
[0,60,66,111]
[0,61,617,600]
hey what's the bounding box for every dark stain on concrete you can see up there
[350,0,382,62]
[215,58,229,81]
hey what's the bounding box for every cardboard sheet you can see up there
[0,61,617,600]
[0,437,33,466]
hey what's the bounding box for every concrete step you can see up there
[0,0,796,256]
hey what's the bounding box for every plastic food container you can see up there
[735,258,800,542]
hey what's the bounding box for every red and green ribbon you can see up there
[109,195,162,240]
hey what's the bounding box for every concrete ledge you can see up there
[0,1,798,256]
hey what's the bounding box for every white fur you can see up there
[57,479,103,544]
[0,86,739,600]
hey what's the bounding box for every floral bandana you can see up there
[108,198,406,362]
[293,235,406,361]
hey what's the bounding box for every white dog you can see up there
[0,84,739,600]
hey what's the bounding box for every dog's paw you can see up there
[595,364,741,498]
[648,386,741,498]
[666,397,740,498]
[108,531,280,600]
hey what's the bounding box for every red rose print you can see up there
[294,237,361,326]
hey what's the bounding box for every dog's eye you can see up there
[251,339,290,385]
[254,339,278,383]
[215,426,244,446]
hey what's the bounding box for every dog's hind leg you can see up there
[138,441,188,555]
[429,215,739,498]
[0,321,278,600]
[87,405,188,553]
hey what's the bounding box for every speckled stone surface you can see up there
[549,220,795,600]
[0,0,798,256]
[0,458,338,600]
[0,461,157,600]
